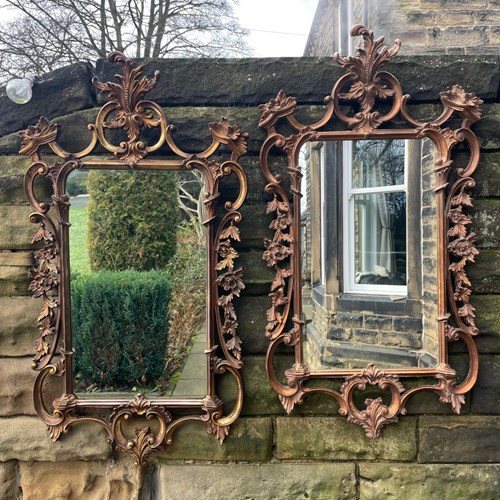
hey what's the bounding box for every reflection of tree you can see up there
[177,171,205,243]
[353,139,405,188]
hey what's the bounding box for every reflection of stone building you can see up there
[302,139,438,369]
[304,0,500,57]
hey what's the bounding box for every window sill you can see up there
[336,293,422,316]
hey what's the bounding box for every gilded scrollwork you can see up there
[21,53,247,464]
[259,24,482,436]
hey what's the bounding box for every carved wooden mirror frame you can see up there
[259,25,482,437]
[20,53,247,464]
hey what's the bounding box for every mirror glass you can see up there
[300,138,439,369]
[68,168,207,397]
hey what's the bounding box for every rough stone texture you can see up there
[18,460,141,500]
[0,461,17,500]
[157,417,272,461]
[158,463,356,500]
[275,416,417,461]
[235,296,270,354]
[472,355,500,413]
[0,62,95,137]
[418,416,500,463]
[95,56,499,107]
[0,358,35,416]
[0,417,111,462]
[469,248,500,293]
[0,205,38,250]
[473,295,500,353]
[359,463,499,500]
[0,296,37,356]
[471,198,500,248]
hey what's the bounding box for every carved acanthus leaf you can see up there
[209,117,249,156]
[258,90,297,128]
[347,397,399,439]
[19,116,58,157]
[440,85,483,125]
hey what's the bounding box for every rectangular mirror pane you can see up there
[301,138,439,370]
[68,168,207,398]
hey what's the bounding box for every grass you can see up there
[69,203,90,275]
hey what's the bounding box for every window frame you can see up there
[341,139,409,296]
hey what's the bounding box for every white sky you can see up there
[0,0,320,57]
[236,0,319,56]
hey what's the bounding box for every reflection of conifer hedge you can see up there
[72,270,171,390]
[87,170,181,271]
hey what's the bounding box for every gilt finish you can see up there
[259,25,482,438]
[21,52,247,465]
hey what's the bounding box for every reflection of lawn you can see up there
[69,204,90,274]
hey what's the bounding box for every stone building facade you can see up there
[304,0,500,56]
[0,55,498,497]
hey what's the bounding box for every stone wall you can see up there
[0,56,499,498]
[305,0,500,56]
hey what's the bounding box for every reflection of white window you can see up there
[342,140,408,296]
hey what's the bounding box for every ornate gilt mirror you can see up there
[21,53,247,464]
[259,25,482,437]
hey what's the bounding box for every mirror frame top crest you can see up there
[259,25,483,438]
[21,53,248,465]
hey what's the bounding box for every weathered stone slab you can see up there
[471,198,500,248]
[0,205,37,250]
[469,248,500,293]
[472,295,500,353]
[0,416,110,461]
[0,461,17,500]
[96,56,499,107]
[418,415,500,463]
[0,62,95,137]
[158,463,356,500]
[18,459,140,500]
[275,416,417,461]
[0,358,35,416]
[0,296,38,356]
[238,250,273,295]
[471,355,500,413]
[0,260,31,296]
[236,295,271,354]
[474,103,500,150]
[157,417,272,461]
[359,463,499,500]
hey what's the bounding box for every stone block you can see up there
[0,205,37,250]
[236,295,271,354]
[18,459,140,499]
[392,316,422,333]
[352,328,379,344]
[0,262,30,296]
[328,326,352,340]
[0,358,35,416]
[238,250,273,295]
[275,416,417,461]
[473,295,500,353]
[158,463,356,500]
[359,463,499,500]
[94,55,500,106]
[0,62,94,139]
[418,415,500,463]
[469,248,500,293]
[0,461,17,500]
[335,311,364,328]
[475,103,500,150]
[427,26,489,49]
[0,296,38,356]
[471,198,500,248]
[0,416,111,461]
[363,314,392,331]
[471,355,500,413]
[157,417,272,461]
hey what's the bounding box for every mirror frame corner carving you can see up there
[258,24,482,438]
[20,53,248,465]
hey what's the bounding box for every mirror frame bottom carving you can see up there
[21,53,248,464]
[259,25,482,438]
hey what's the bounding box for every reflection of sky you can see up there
[236,0,319,56]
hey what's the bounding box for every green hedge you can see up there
[87,170,181,271]
[72,270,171,390]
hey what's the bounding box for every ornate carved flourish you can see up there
[22,54,247,465]
[259,24,482,437]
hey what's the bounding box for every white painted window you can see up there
[342,140,408,296]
